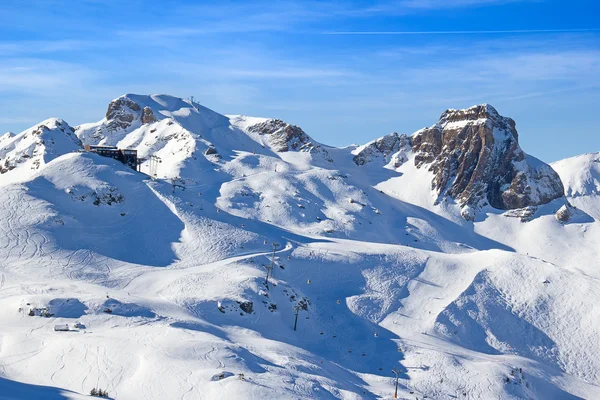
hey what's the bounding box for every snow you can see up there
[552,152,600,222]
[552,152,600,197]
[0,94,598,399]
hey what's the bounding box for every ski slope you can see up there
[0,94,598,399]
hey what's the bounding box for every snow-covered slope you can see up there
[552,152,600,197]
[552,152,600,221]
[0,94,598,400]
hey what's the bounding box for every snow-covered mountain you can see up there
[0,94,598,400]
[411,105,564,214]
[351,104,565,221]
[552,152,600,220]
[0,118,81,182]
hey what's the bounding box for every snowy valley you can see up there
[0,94,599,399]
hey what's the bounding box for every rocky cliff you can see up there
[411,104,564,215]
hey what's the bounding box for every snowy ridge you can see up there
[552,152,600,197]
[0,118,81,183]
[552,152,600,221]
[0,94,599,399]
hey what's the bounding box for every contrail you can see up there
[323,28,600,35]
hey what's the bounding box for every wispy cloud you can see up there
[398,0,529,9]
[323,28,600,35]
[217,68,355,80]
[0,59,95,93]
[114,0,540,38]
[0,39,101,56]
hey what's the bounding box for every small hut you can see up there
[54,324,69,332]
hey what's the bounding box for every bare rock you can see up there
[504,206,537,222]
[460,205,476,221]
[238,301,253,314]
[353,132,411,169]
[555,204,572,222]
[141,106,156,124]
[248,119,332,161]
[204,146,218,155]
[412,104,564,215]
[248,119,305,152]
[105,97,141,131]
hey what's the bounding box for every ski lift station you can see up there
[84,144,139,171]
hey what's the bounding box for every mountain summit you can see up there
[412,104,564,216]
[0,118,81,178]
[351,104,565,219]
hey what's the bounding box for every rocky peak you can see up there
[247,119,310,152]
[105,96,142,132]
[247,119,331,162]
[352,132,411,169]
[438,104,516,137]
[411,104,564,214]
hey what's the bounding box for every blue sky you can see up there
[0,0,598,162]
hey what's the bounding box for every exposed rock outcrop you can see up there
[204,145,221,158]
[352,132,411,169]
[204,146,218,155]
[555,204,574,222]
[247,119,332,161]
[412,104,564,212]
[105,97,141,132]
[141,106,156,124]
[504,206,538,222]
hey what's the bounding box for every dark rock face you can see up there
[141,106,156,124]
[248,119,331,161]
[238,301,253,314]
[411,104,564,211]
[105,97,141,132]
[353,132,411,168]
[248,119,310,152]
[204,146,217,155]
[204,146,221,158]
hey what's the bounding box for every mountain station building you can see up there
[84,145,139,171]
